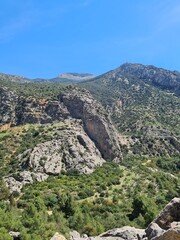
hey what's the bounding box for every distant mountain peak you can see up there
[119,62,180,74]
[57,72,96,81]
[117,62,180,94]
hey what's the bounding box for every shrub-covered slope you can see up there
[80,63,180,157]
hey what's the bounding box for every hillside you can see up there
[0,73,30,83]
[80,63,180,157]
[0,63,179,239]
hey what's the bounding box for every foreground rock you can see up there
[69,227,146,240]
[145,223,165,239]
[153,227,180,240]
[145,197,180,239]
[99,226,146,240]
[153,197,180,230]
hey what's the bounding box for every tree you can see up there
[0,179,10,200]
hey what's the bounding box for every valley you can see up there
[0,63,179,239]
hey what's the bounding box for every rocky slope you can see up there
[0,86,122,191]
[0,86,122,161]
[119,63,180,95]
[60,88,122,161]
[80,63,180,157]
[0,73,30,83]
[4,120,105,192]
[0,63,179,240]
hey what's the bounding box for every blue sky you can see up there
[0,0,180,78]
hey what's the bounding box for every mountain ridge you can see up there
[0,60,179,239]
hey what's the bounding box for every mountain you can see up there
[0,63,179,239]
[119,63,180,95]
[80,63,180,157]
[50,73,96,83]
[0,73,30,83]
[0,85,122,192]
[32,73,96,84]
[0,72,95,84]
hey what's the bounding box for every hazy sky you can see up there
[1,0,180,78]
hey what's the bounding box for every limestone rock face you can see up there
[0,87,122,164]
[0,87,18,125]
[4,121,105,192]
[153,227,180,240]
[153,198,180,230]
[21,128,104,175]
[4,172,49,193]
[4,177,23,193]
[69,230,81,240]
[145,223,165,239]
[145,198,180,240]
[0,87,70,126]
[15,98,70,125]
[60,88,122,162]
[99,226,146,240]
[1,87,123,192]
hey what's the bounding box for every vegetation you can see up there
[0,78,66,100]
[0,67,179,239]
[80,71,180,157]
[0,159,179,239]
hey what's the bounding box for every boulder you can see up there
[99,226,146,240]
[69,230,81,240]
[9,231,20,240]
[152,227,180,240]
[50,232,66,240]
[4,177,23,193]
[145,223,165,239]
[153,198,180,230]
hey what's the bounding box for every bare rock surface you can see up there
[21,123,104,175]
[145,197,180,240]
[9,231,21,239]
[50,232,66,240]
[60,88,122,162]
[0,87,18,125]
[152,227,180,240]
[0,87,122,164]
[153,197,180,230]
[4,120,105,192]
[99,226,146,240]
[145,223,165,239]
[119,63,180,94]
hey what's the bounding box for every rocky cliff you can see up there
[80,63,180,157]
[0,86,122,161]
[4,120,106,192]
[1,86,122,191]
[60,88,122,161]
